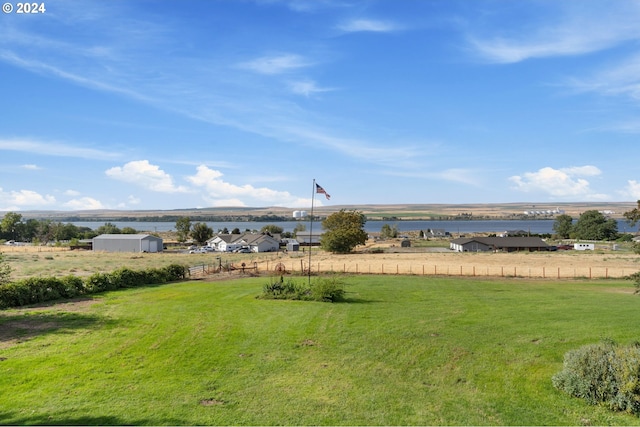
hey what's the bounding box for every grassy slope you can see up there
[1,276,640,425]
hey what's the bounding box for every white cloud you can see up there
[64,197,105,210]
[289,79,335,96]
[105,160,189,193]
[238,54,312,75]
[186,165,311,207]
[64,189,81,196]
[0,187,56,210]
[620,180,640,200]
[22,164,40,170]
[337,19,399,33]
[509,166,607,199]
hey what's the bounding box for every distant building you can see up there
[450,236,550,252]
[92,234,163,253]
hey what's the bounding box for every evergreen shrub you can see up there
[552,340,640,414]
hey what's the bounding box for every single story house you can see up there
[92,234,163,253]
[426,229,449,238]
[295,231,323,245]
[450,236,550,253]
[206,233,280,253]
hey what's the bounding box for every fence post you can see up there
[606,267,608,279]
[543,266,545,278]
[501,266,504,277]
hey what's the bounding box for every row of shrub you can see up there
[552,339,640,415]
[0,264,186,309]
[259,275,346,302]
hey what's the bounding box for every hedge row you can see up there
[0,264,187,309]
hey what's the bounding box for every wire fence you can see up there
[255,259,636,279]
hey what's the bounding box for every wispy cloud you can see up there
[337,18,400,33]
[289,79,336,96]
[0,138,120,160]
[468,3,640,63]
[238,53,312,75]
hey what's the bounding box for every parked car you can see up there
[234,247,252,253]
[189,248,207,254]
[556,244,573,250]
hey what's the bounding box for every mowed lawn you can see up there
[2,276,640,425]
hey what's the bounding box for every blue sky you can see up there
[1,0,639,211]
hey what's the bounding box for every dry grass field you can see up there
[2,239,639,281]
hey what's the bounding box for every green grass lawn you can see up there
[1,275,640,425]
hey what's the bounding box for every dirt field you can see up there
[2,240,639,280]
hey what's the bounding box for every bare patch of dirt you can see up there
[200,398,225,406]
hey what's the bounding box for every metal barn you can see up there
[92,234,163,253]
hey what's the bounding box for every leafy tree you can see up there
[624,200,640,230]
[261,224,284,235]
[1,212,23,241]
[191,222,213,245]
[0,252,11,285]
[380,224,398,239]
[320,209,368,254]
[572,210,618,241]
[96,222,121,235]
[553,214,574,239]
[231,228,241,234]
[121,227,138,234]
[175,217,191,243]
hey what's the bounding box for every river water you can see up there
[70,219,636,235]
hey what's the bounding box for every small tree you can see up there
[380,224,398,239]
[190,222,213,245]
[320,210,368,254]
[260,224,284,235]
[175,217,191,243]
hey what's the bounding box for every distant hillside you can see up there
[9,202,637,222]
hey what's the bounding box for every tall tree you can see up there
[260,225,284,235]
[320,209,368,254]
[0,212,23,241]
[552,214,574,239]
[175,217,191,243]
[191,222,213,245]
[572,210,618,241]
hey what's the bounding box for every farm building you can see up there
[92,234,163,253]
[450,236,550,253]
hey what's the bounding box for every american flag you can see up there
[315,183,330,200]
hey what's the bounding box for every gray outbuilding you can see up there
[92,234,163,253]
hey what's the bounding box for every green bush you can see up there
[259,275,345,302]
[0,263,189,309]
[260,276,309,300]
[552,340,640,414]
[310,276,346,302]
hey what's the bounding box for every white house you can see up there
[207,233,281,252]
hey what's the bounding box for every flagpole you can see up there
[308,178,315,285]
